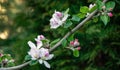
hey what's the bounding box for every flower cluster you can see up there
[0,53,15,67]
[101,6,113,17]
[50,11,69,29]
[68,39,81,51]
[27,35,54,68]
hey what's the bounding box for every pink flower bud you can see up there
[108,12,113,17]
[74,39,80,46]
[70,41,74,46]
[70,39,80,47]
[38,35,45,40]
[76,47,81,50]
[35,35,45,43]
[55,12,63,18]
[0,53,3,57]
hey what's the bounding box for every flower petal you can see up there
[39,59,43,64]
[43,61,50,68]
[46,54,54,60]
[62,14,69,22]
[37,41,43,49]
[28,41,36,49]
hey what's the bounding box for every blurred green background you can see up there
[0,0,120,70]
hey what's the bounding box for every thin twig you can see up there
[0,61,30,70]
[0,0,108,70]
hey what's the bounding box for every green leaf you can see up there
[41,39,50,43]
[93,17,98,23]
[100,15,109,25]
[30,60,38,66]
[64,8,69,15]
[73,49,79,57]
[63,20,72,28]
[7,62,15,67]
[106,1,115,11]
[89,6,97,13]
[0,57,2,63]
[25,55,31,61]
[80,6,89,13]
[96,0,104,10]
[78,13,86,18]
[62,39,67,47]
[71,15,80,22]
[50,38,60,47]
[68,34,74,41]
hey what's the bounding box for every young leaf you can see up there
[68,34,74,41]
[78,13,86,18]
[0,57,2,62]
[62,39,67,47]
[25,55,31,61]
[41,39,50,44]
[50,38,60,47]
[89,6,97,13]
[106,1,115,11]
[64,8,69,15]
[30,60,38,65]
[71,15,80,22]
[80,6,89,13]
[7,62,15,67]
[96,0,104,10]
[100,15,109,25]
[73,49,79,57]
[63,20,72,28]
[93,17,98,23]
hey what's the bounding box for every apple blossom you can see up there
[50,11,69,29]
[38,48,54,68]
[28,41,42,60]
[27,38,54,68]
[68,39,81,52]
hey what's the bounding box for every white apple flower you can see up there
[28,41,42,60]
[38,48,54,68]
[50,11,69,29]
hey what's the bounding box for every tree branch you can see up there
[0,61,30,70]
[0,0,108,70]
